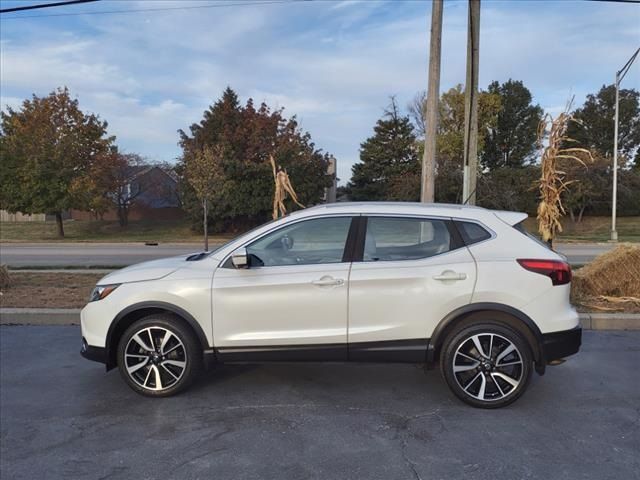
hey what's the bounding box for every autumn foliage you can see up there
[178,88,332,232]
[0,88,114,236]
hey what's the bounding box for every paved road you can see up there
[0,242,216,267]
[0,242,620,267]
[1,327,638,480]
[557,243,620,265]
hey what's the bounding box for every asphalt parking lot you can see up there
[1,327,638,480]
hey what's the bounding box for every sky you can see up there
[1,0,639,184]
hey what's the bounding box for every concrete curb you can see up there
[579,313,640,331]
[1,308,639,330]
[0,308,81,325]
[7,269,114,274]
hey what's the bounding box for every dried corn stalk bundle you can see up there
[536,104,592,245]
[270,154,305,220]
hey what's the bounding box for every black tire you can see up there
[440,321,533,408]
[117,314,202,397]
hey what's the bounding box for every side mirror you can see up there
[281,234,294,251]
[231,248,249,269]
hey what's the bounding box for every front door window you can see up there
[246,216,352,267]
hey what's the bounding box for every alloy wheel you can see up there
[124,326,187,391]
[452,333,524,402]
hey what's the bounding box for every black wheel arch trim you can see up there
[105,301,211,370]
[426,302,547,374]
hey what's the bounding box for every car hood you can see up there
[98,254,196,285]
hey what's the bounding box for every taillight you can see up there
[517,259,572,286]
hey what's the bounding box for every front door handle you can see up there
[432,271,467,281]
[312,276,344,287]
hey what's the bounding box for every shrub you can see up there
[0,265,11,291]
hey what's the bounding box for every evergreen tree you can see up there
[348,98,419,201]
[481,79,543,169]
[567,84,640,166]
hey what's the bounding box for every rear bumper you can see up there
[541,326,582,363]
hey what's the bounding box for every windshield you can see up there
[204,217,281,257]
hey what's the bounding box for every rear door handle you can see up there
[432,271,467,281]
[312,276,344,287]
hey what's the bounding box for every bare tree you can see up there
[110,154,150,227]
[408,91,427,137]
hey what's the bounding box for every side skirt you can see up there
[349,339,429,363]
[215,339,429,363]
[216,344,347,362]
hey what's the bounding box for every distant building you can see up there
[0,211,46,222]
[1,165,182,223]
[71,165,182,222]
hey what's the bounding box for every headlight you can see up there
[89,284,120,302]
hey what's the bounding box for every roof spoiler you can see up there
[493,211,528,226]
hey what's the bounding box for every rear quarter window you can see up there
[455,221,491,245]
[513,221,552,250]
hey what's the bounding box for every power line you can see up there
[0,0,100,14]
[0,0,307,20]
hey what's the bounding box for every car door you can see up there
[348,215,476,361]
[212,215,356,361]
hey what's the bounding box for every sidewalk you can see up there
[1,308,638,330]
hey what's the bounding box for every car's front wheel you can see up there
[440,322,533,408]
[117,314,202,397]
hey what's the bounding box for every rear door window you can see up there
[363,217,453,262]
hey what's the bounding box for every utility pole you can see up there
[203,198,208,251]
[462,0,480,205]
[326,156,337,203]
[611,47,639,242]
[421,0,443,203]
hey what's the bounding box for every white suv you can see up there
[81,202,581,408]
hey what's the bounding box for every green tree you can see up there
[618,168,640,215]
[477,166,539,214]
[567,85,640,166]
[406,85,501,203]
[559,153,609,222]
[348,98,419,201]
[557,86,640,220]
[178,87,331,232]
[435,85,501,202]
[0,88,113,236]
[185,145,224,250]
[481,79,543,170]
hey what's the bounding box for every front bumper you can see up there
[81,337,107,364]
[541,326,582,363]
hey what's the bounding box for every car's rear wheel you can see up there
[117,315,202,397]
[440,322,533,408]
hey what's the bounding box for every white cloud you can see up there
[1,0,638,185]
[1,38,139,95]
[0,95,24,111]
